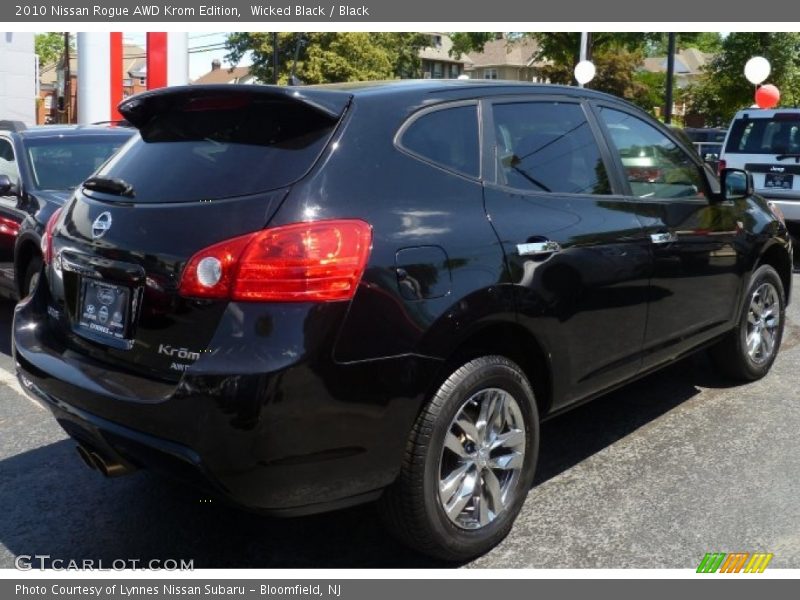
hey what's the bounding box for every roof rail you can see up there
[0,120,27,132]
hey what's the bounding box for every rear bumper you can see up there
[13,292,437,515]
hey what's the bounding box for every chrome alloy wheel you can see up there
[746,282,781,365]
[438,388,526,530]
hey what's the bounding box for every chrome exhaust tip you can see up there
[89,451,130,478]
[75,444,97,470]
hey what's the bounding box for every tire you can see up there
[709,264,786,381]
[21,255,43,298]
[379,355,539,562]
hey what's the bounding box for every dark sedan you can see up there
[0,123,133,298]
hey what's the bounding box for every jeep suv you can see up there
[720,108,800,246]
[13,82,792,561]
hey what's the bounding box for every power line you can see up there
[188,32,226,40]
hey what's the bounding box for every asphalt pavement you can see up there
[1,276,799,569]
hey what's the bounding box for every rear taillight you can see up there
[42,207,63,265]
[179,219,373,302]
[717,159,727,176]
[0,217,20,238]
[627,166,663,183]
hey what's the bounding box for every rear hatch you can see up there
[723,110,800,198]
[44,85,350,381]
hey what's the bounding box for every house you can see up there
[418,33,468,79]
[464,35,546,82]
[37,44,147,124]
[193,59,259,85]
[642,47,713,89]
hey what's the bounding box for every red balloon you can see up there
[756,84,780,109]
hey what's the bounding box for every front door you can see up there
[594,105,744,370]
[482,97,651,409]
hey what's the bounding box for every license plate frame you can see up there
[76,278,132,342]
[764,172,794,190]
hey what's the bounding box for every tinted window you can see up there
[95,98,338,202]
[600,108,706,199]
[401,105,479,177]
[726,115,800,155]
[25,134,131,190]
[491,101,611,194]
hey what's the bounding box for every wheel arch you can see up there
[14,234,42,298]
[756,240,792,305]
[427,320,553,419]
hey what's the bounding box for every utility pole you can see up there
[272,32,279,84]
[665,33,676,125]
[63,32,71,124]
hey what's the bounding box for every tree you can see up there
[225,32,429,84]
[587,49,648,104]
[646,33,722,56]
[532,33,649,67]
[301,33,395,83]
[449,32,496,58]
[369,33,430,79]
[225,32,297,83]
[631,70,667,114]
[685,33,800,126]
[35,32,67,66]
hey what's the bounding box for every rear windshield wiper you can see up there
[83,176,135,197]
[775,153,800,161]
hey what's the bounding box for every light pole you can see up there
[664,33,676,125]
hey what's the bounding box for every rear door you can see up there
[482,96,651,409]
[595,104,743,369]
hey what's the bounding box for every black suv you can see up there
[0,122,133,299]
[13,82,792,561]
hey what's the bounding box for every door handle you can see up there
[650,232,677,244]
[517,240,561,257]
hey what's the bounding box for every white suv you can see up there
[721,108,800,242]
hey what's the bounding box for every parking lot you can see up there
[1,275,799,569]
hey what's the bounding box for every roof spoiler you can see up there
[0,120,27,132]
[118,84,352,129]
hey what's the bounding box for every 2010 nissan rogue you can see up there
[13,81,793,561]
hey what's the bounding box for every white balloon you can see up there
[744,56,771,85]
[574,60,596,85]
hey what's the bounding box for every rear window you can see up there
[400,104,479,177]
[726,115,800,155]
[25,134,131,190]
[93,98,338,202]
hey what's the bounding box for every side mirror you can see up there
[720,168,753,201]
[0,174,13,196]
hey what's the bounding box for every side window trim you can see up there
[586,101,632,197]
[591,101,712,202]
[394,100,482,181]
[581,100,628,196]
